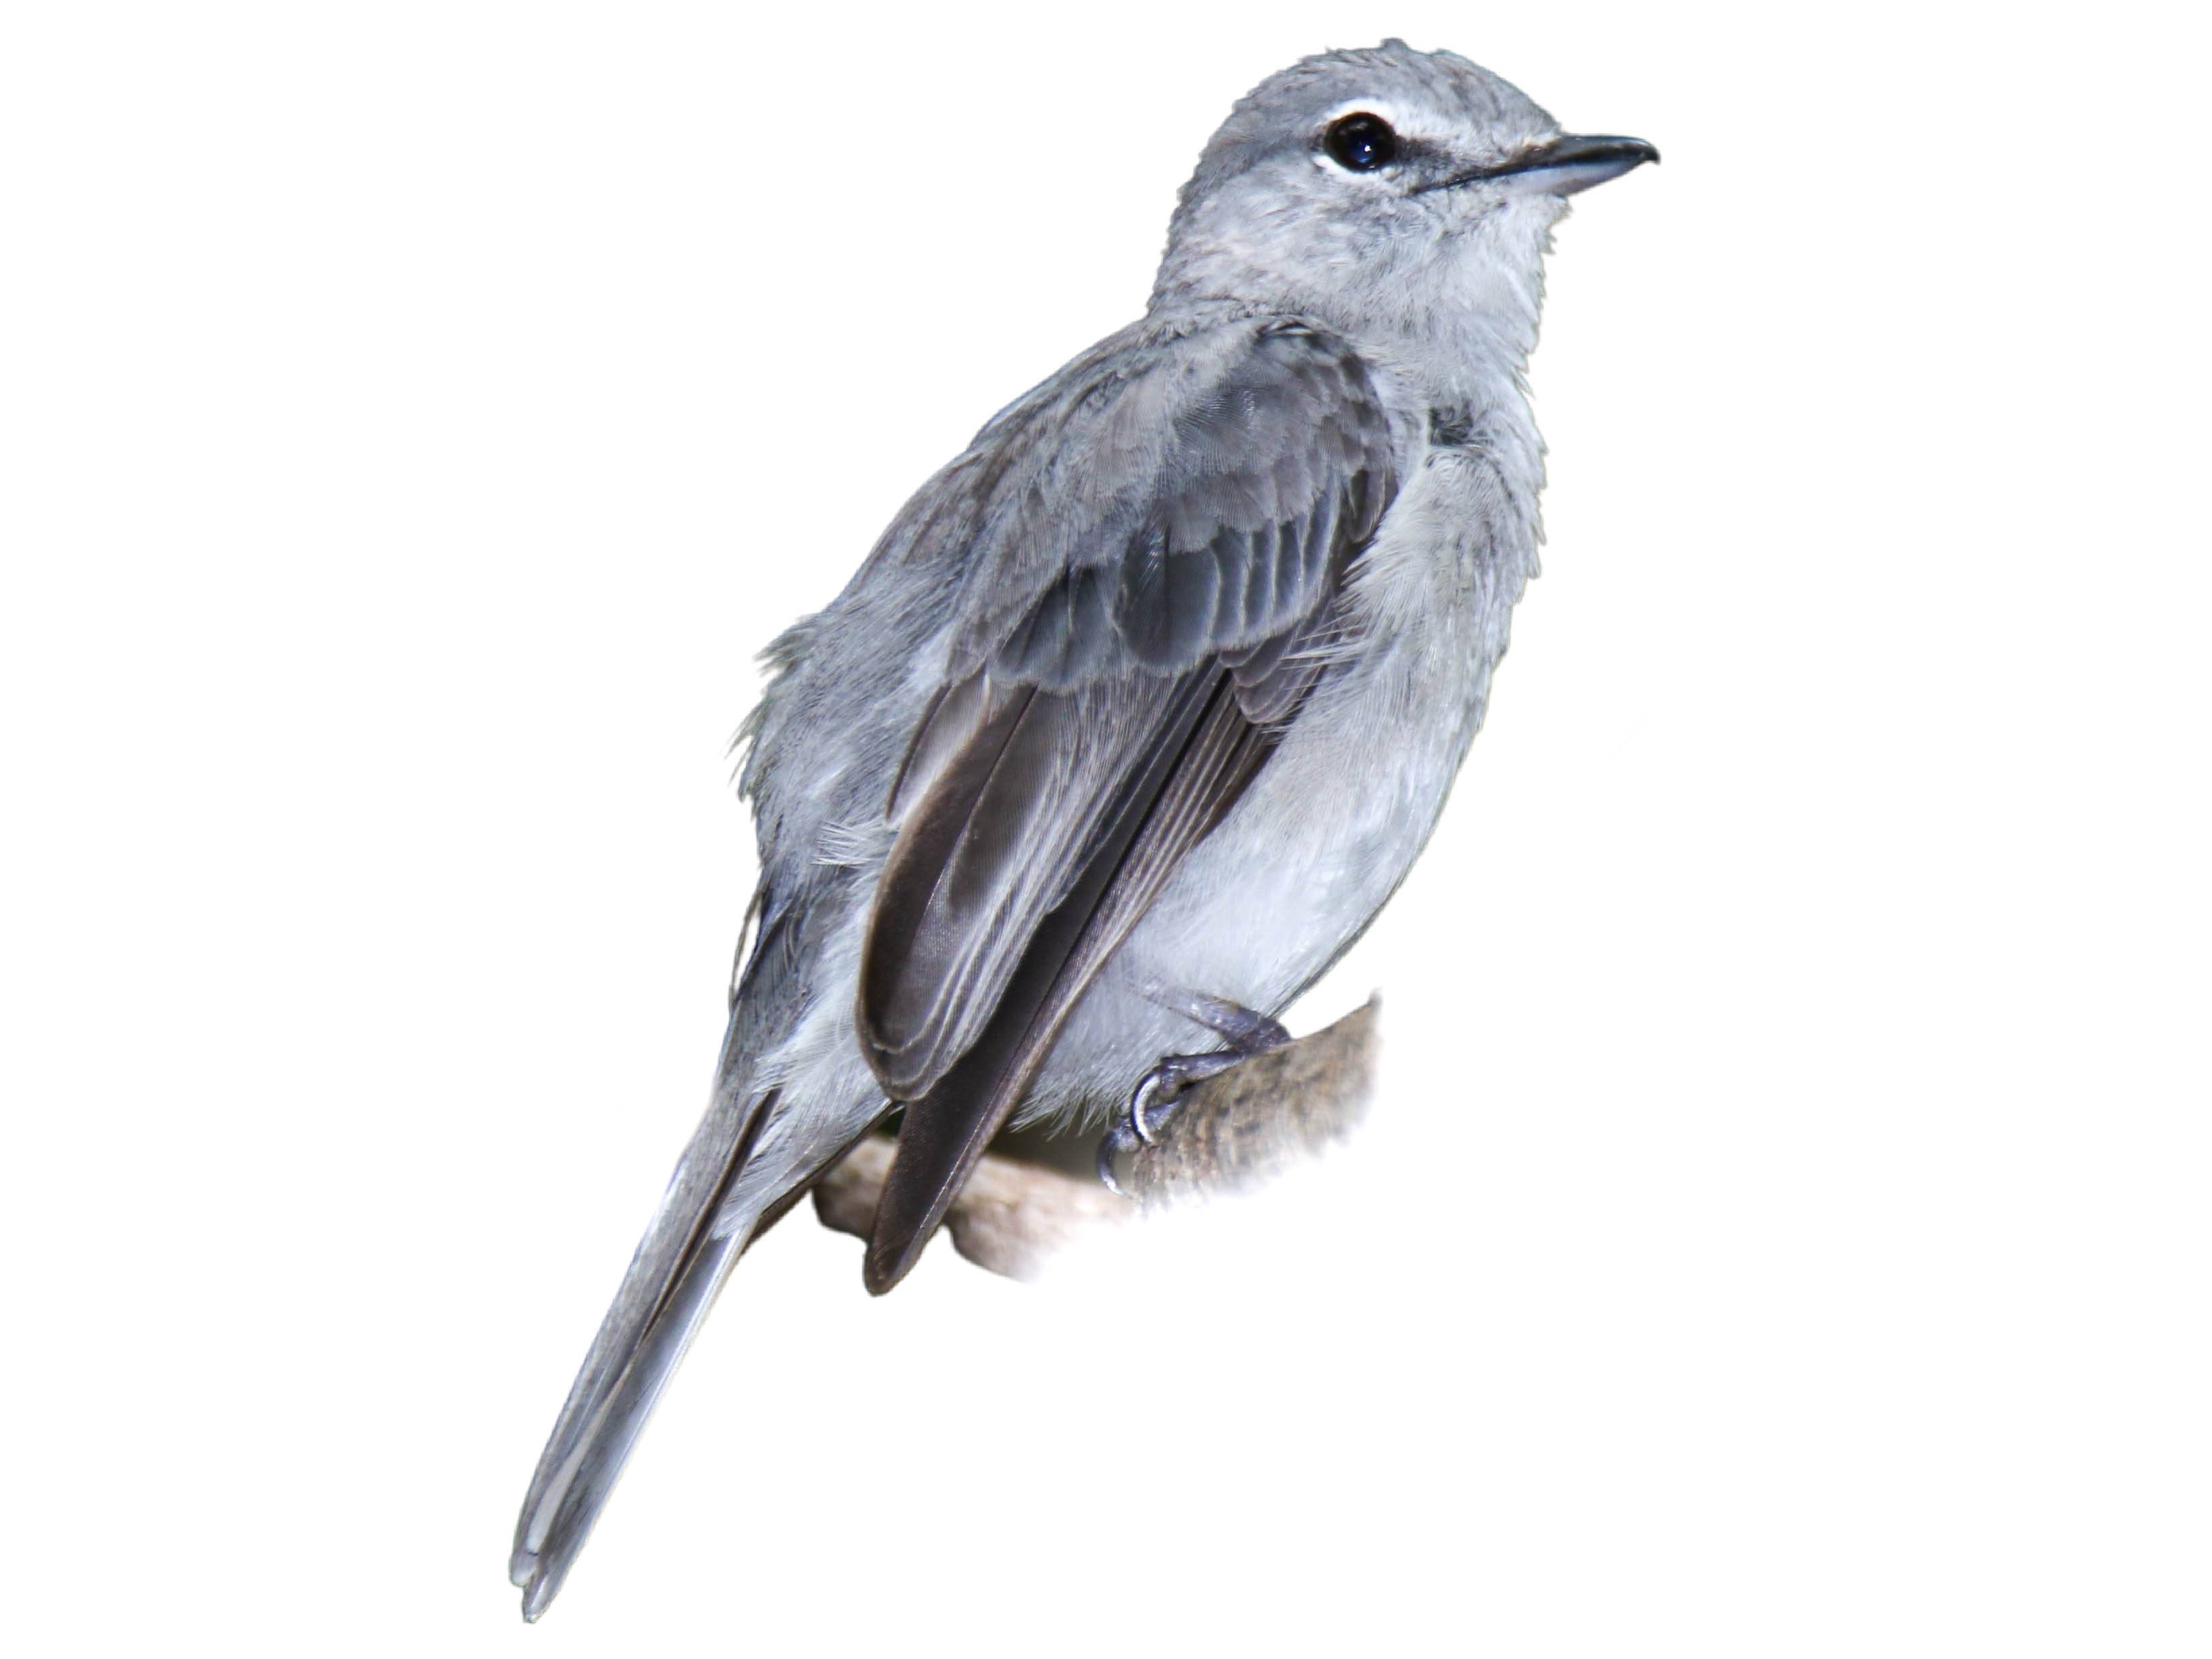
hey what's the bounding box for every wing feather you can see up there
[852,319,1397,1288]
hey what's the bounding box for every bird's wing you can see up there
[857,317,1396,1290]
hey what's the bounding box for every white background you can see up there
[4,3,2205,1654]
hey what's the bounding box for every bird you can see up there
[510,38,1654,1620]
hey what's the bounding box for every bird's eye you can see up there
[1323,112,1399,172]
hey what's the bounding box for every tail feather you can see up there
[510,1048,776,1619]
[512,1208,752,1619]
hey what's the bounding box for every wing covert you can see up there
[950,320,1393,697]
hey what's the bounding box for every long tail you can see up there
[508,1007,853,1621]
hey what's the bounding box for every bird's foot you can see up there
[1096,996,1291,1198]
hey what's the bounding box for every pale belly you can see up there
[1024,450,1536,1128]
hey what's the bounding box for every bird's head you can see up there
[1152,40,1654,358]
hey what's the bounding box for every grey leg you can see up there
[1096,994,1291,1197]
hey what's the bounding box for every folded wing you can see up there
[855,319,1396,1290]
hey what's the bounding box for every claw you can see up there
[1094,1049,1246,1197]
[1094,994,1293,1199]
[1096,1117,1141,1199]
[1129,1070,1175,1146]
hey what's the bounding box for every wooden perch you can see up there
[813,998,1379,1280]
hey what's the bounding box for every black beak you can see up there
[1419,134,1660,198]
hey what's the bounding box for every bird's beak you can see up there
[1494,134,1659,196]
[1422,134,1659,199]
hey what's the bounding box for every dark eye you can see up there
[1323,112,1399,172]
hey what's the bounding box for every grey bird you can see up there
[510,38,1654,1619]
